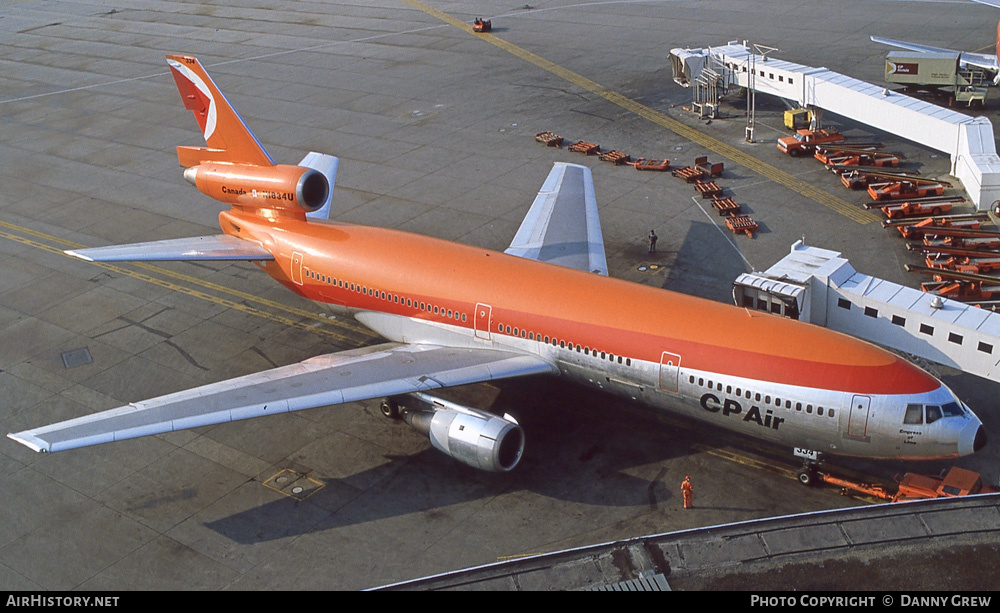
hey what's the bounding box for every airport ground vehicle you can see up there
[777,128,845,156]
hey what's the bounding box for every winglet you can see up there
[166,54,274,168]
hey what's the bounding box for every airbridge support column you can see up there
[670,43,1000,210]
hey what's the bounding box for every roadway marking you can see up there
[401,0,879,225]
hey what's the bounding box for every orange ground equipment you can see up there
[694,180,723,199]
[878,200,954,219]
[694,155,724,177]
[892,467,999,502]
[905,265,1000,301]
[816,146,899,168]
[671,166,705,182]
[897,218,992,240]
[868,180,946,201]
[725,214,758,237]
[711,196,741,216]
[473,18,491,32]
[599,150,630,165]
[777,128,845,156]
[534,131,563,147]
[568,141,600,155]
[813,466,995,502]
[628,158,670,171]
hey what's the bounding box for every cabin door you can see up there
[474,303,492,341]
[847,395,871,440]
[659,351,682,393]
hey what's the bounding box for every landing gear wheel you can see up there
[797,467,817,487]
[380,398,400,419]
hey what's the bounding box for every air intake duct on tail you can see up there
[183,163,329,213]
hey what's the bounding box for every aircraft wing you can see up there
[505,162,608,275]
[65,234,274,261]
[7,343,556,453]
[871,36,999,72]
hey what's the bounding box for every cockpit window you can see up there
[942,402,964,418]
[926,405,942,424]
[904,404,923,425]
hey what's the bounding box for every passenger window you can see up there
[926,405,942,424]
[904,404,923,425]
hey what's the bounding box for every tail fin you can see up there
[166,54,274,168]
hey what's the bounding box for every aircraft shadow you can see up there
[661,220,751,303]
[205,377,714,544]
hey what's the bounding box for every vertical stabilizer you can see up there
[166,54,274,168]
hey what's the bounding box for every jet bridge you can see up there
[735,241,1000,383]
[670,42,1000,210]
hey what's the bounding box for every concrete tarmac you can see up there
[1,0,999,590]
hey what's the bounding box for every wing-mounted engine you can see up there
[183,163,329,214]
[382,392,524,472]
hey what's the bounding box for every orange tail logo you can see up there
[166,54,274,168]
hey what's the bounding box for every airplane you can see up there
[871,0,1000,82]
[7,55,988,485]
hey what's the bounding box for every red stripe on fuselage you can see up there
[230,212,938,396]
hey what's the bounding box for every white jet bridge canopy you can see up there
[670,42,1000,210]
[735,241,1000,383]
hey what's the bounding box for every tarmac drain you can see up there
[263,469,324,500]
[61,348,93,369]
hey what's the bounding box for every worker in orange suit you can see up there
[681,475,694,509]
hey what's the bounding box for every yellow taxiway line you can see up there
[402,0,878,225]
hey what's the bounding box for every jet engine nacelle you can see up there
[183,163,329,213]
[392,393,525,472]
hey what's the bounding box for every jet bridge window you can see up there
[979,341,994,354]
[837,298,851,310]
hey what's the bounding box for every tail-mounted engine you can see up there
[183,163,329,214]
[382,393,524,473]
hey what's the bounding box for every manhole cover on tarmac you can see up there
[263,469,324,500]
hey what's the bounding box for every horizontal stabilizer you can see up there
[65,234,273,262]
[7,343,556,453]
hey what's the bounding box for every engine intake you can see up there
[392,394,524,472]
[184,163,329,213]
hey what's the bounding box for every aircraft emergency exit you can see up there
[7,55,987,482]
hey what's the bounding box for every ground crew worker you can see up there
[681,475,693,509]
[648,230,658,254]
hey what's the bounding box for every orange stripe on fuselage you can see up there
[224,210,938,396]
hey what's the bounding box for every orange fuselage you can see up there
[223,209,936,398]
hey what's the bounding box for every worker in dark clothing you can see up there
[681,475,694,509]
[648,230,658,254]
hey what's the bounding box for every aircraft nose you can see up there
[974,425,988,453]
[959,421,988,456]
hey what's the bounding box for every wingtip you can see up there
[64,249,94,262]
[7,432,48,453]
